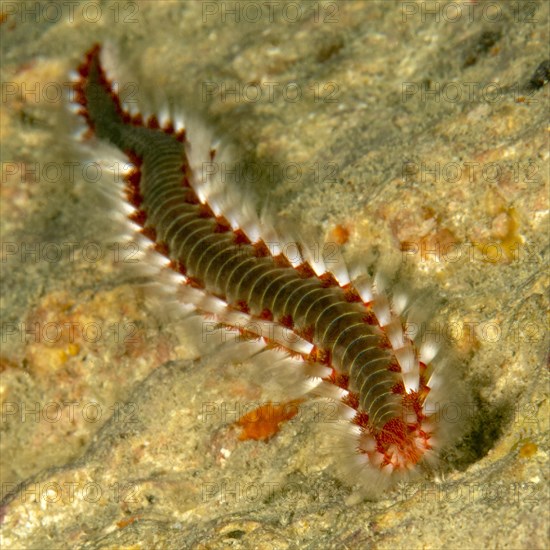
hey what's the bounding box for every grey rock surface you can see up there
[1,1,548,548]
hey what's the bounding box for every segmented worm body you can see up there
[71,45,459,497]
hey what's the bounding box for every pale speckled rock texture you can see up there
[1,1,548,548]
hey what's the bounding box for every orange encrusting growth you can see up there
[236,400,303,441]
[329,224,350,245]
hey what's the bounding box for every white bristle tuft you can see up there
[71,125,88,141]
[392,291,409,315]
[158,105,170,128]
[324,246,350,286]
[386,319,405,349]
[125,101,140,117]
[174,113,185,132]
[402,371,420,393]
[162,270,188,286]
[353,276,374,303]
[420,339,440,364]
[119,202,137,216]
[68,69,80,83]
[372,294,391,327]
[394,345,415,373]
[67,101,84,115]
